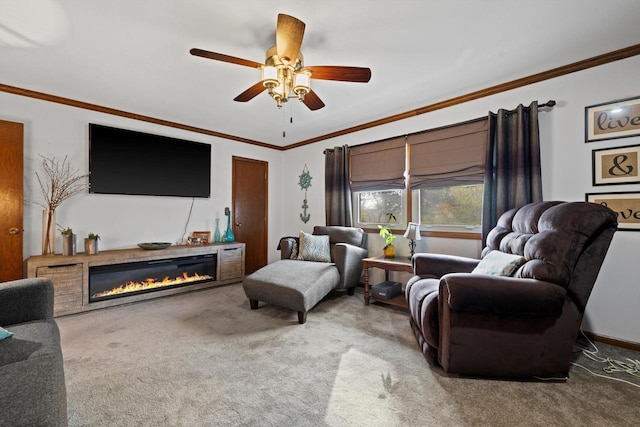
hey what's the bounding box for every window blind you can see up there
[350,136,406,191]
[408,118,488,189]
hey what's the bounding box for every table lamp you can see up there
[403,222,422,259]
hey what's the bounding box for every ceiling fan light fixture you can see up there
[190,14,371,111]
[293,71,310,100]
[262,66,278,89]
[271,80,287,108]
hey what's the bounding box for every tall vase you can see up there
[214,218,221,243]
[42,209,56,256]
[222,212,235,242]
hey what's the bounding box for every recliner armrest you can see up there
[334,243,368,289]
[412,253,479,278]
[441,273,566,317]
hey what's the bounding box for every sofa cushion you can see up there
[0,320,68,426]
[472,250,526,276]
[0,325,13,340]
[0,321,60,366]
[297,231,331,262]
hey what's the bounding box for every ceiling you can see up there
[2,0,640,149]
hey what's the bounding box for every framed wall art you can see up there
[586,192,640,231]
[191,231,211,244]
[585,96,640,142]
[592,144,640,186]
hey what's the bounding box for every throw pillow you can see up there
[289,238,299,260]
[472,250,526,276]
[297,231,331,263]
[277,236,300,259]
[0,326,13,340]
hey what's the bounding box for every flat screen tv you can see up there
[89,124,211,198]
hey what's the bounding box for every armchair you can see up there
[405,201,617,378]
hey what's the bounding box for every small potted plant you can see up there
[59,226,76,256]
[378,213,397,258]
[84,233,100,255]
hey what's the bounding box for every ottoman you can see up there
[242,259,340,324]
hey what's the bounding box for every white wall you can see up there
[1,92,285,263]
[3,55,638,343]
[281,55,640,344]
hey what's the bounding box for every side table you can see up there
[363,256,413,308]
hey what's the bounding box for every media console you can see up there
[27,242,245,316]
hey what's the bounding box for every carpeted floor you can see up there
[57,284,640,426]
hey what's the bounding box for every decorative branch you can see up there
[34,155,88,254]
[35,155,89,212]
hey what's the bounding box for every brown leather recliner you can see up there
[405,201,617,379]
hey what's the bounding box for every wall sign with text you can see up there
[585,96,640,142]
[592,144,640,186]
[586,192,640,231]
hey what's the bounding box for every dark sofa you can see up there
[405,201,617,379]
[0,278,68,427]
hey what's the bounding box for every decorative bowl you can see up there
[137,242,172,250]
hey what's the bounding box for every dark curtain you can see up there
[325,145,353,226]
[482,101,543,242]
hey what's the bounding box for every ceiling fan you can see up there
[190,13,371,111]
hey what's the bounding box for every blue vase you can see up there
[214,218,221,243]
[222,210,234,242]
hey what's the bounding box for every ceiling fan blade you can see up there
[302,90,325,111]
[190,48,262,69]
[276,14,305,64]
[233,82,267,102]
[301,66,371,83]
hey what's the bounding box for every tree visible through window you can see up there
[356,190,403,224]
[420,184,483,227]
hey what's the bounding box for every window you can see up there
[349,119,487,237]
[350,137,406,229]
[355,189,404,225]
[418,184,483,229]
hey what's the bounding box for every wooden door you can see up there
[232,156,268,275]
[0,120,24,282]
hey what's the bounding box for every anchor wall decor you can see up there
[298,165,312,223]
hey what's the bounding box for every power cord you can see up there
[570,329,640,389]
[178,197,195,245]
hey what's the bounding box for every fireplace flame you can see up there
[92,272,213,299]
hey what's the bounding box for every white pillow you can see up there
[472,250,526,276]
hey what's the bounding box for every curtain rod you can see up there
[324,99,557,153]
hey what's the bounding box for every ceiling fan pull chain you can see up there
[282,104,287,137]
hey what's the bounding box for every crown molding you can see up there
[2,43,639,151]
[0,83,283,151]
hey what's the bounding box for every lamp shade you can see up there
[403,222,422,240]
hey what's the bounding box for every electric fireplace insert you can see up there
[89,254,216,303]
